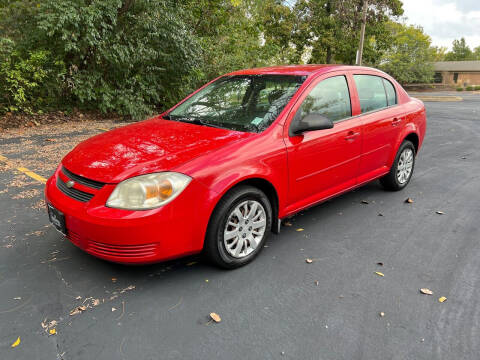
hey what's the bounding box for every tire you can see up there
[380,140,416,191]
[204,185,272,269]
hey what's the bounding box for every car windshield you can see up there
[167,75,306,133]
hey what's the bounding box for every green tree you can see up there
[177,0,294,83]
[0,38,65,113]
[378,22,435,84]
[290,0,403,65]
[445,38,474,61]
[472,46,480,60]
[35,0,202,119]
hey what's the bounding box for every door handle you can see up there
[344,131,360,141]
[392,117,401,126]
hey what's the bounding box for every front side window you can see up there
[354,75,388,113]
[295,75,351,123]
[168,75,305,133]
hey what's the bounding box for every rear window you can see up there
[383,78,397,106]
[353,75,388,113]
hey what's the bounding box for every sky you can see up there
[401,0,480,50]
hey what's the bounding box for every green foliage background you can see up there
[1,0,478,119]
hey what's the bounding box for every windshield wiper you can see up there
[171,116,226,130]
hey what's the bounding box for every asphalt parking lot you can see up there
[0,94,479,360]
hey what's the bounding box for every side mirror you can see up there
[290,112,334,136]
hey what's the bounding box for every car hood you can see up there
[62,117,253,183]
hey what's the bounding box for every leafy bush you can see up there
[474,86,480,91]
[456,87,464,91]
[0,38,65,114]
[465,86,473,91]
[35,0,202,119]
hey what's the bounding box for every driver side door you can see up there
[284,73,362,213]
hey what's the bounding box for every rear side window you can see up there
[297,75,351,122]
[383,79,397,106]
[353,75,388,113]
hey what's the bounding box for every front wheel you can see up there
[380,140,416,191]
[204,186,272,269]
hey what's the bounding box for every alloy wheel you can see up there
[223,200,267,258]
[397,148,414,184]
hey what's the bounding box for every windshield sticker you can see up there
[251,117,263,125]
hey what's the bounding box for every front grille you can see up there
[87,240,158,258]
[62,166,105,190]
[57,177,94,202]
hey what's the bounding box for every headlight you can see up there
[106,172,191,210]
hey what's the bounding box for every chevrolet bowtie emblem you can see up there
[66,180,75,188]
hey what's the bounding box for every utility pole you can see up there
[356,0,368,65]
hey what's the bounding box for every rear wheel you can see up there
[204,185,272,269]
[380,140,416,191]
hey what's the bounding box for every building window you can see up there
[453,73,459,83]
[434,72,443,83]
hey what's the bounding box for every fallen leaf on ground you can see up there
[205,279,209,283]
[75,296,81,300]
[405,198,414,203]
[379,312,385,317]
[296,228,304,232]
[284,221,292,226]
[11,337,20,348]
[436,211,445,215]
[69,305,87,316]
[41,319,57,330]
[111,278,117,282]
[112,307,117,312]
[186,261,197,266]
[92,299,100,306]
[49,328,56,335]
[120,285,135,293]
[210,312,221,323]
[438,296,447,303]
[420,288,433,295]
[375,271,384,277]
[305,258,313,264]
[361,200,369,204]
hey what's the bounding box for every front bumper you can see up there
[45,167,213,264]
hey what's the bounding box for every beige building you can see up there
[433,61,480,87]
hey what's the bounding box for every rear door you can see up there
[284,73,362,212]
[351,74,404,183]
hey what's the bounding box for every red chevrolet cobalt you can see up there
[45,65,426,268]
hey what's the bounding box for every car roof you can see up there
[227,64,376,76]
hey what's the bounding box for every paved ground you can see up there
[0,95,479,360]
[409,90,480,101]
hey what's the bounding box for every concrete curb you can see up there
[412,96,463,102]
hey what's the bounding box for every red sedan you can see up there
[45,65,426,268]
